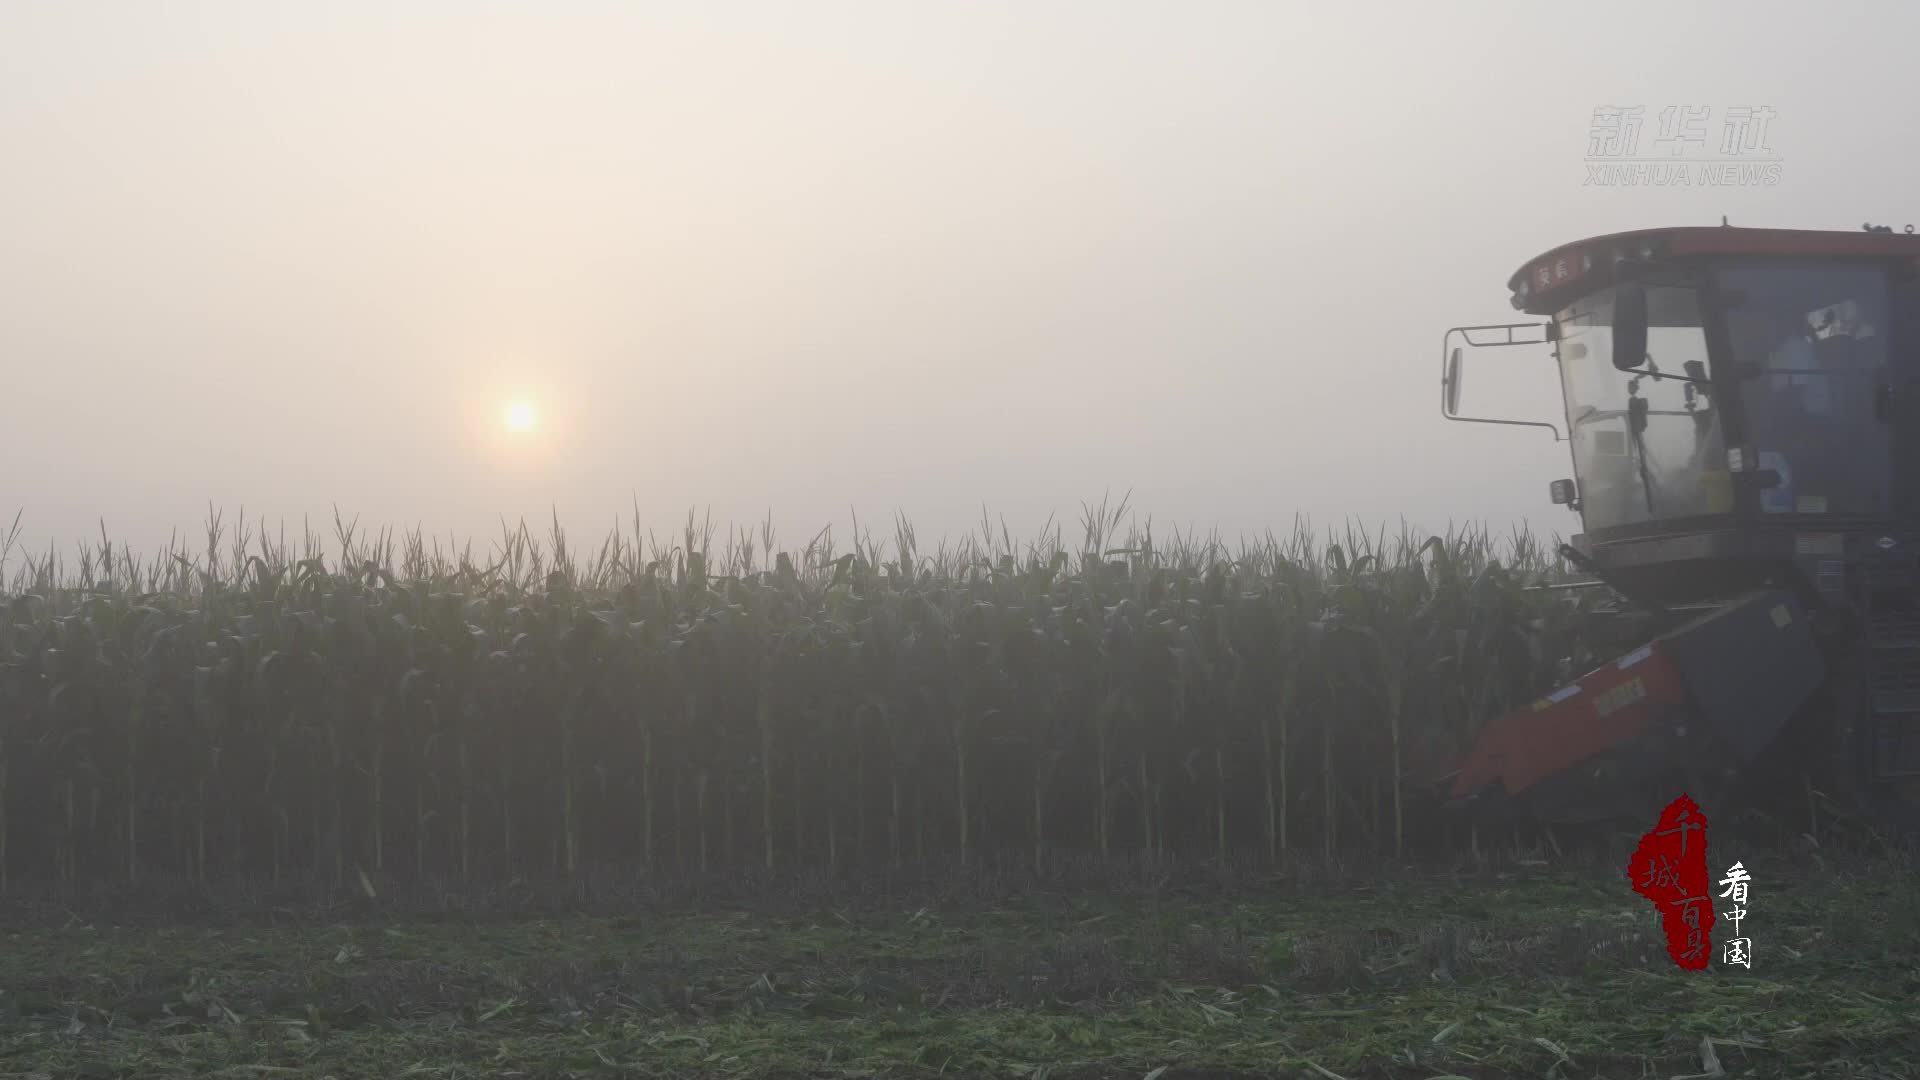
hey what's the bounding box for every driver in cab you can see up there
[1750,306,1845,510]
[1761,308,1825,416]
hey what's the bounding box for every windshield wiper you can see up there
[1617,355,1712,387]
[1627,393,1659,515]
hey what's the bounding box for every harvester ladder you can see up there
[1862,608,1920,780]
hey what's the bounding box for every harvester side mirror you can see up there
[1444,347,1464,415]
[1613,285,1649,371]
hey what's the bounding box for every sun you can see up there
[504,401,537,433]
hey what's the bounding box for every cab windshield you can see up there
[1717,264,1890,517]
[1557,282,1728,530]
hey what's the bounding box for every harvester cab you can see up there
[1438,223,1920,836]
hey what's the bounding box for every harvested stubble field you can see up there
[1,847,1917,1080]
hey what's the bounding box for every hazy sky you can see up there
[5,1,1915,566]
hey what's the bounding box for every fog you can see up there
[4,1,1913,565]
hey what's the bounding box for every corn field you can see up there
[0,499,1587,893]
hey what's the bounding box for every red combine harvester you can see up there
[1438,223,1920,835]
